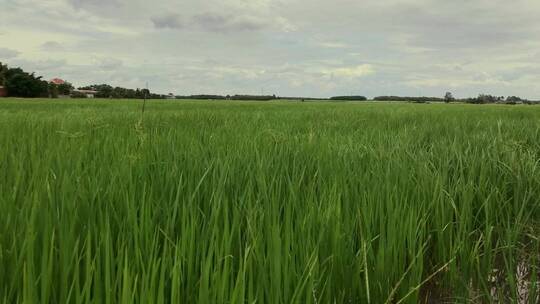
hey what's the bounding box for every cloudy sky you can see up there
[1,0,540,98]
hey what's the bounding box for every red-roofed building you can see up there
[50,78,65,85]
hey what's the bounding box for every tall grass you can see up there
[0,99,539,303]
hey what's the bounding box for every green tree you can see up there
[4,68,49,97]
[506,96,523,103]
[444,92,455,103]
[57,82,74,95]
[0,62,7,86]
[48,83,59,98]
[330,96,367,101]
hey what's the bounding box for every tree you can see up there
[506,96,523,103]
[48,83,59,98]
[374,96,444,102]
[57,82,74,95]
[140,89,150,98]
[4,68,49,97]
[330,96,368,101]
[444,92,455,103]
[77,84,164,99]
[465,94,498,104]
[0,62,75,98]
[0,62,7,86]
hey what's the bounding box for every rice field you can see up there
[0,98,539,303]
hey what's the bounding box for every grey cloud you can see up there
[41,41,64,51]
[0,48,20,59]
[69,0,119,9]
[95,58,123,70]
[152,12,265,32]
[67,0,132,20]
[192,13,265,32]
[151,14,185,29]
[33,59,68,71]
[500,65,540,82]
[9,59,68,74]
[379,2,540,50]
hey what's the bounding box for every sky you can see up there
[1,0,540,98]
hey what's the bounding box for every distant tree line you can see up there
[2,62,538,104]
[176,94,278,101]
[53,82,75,97]
[0,62,166,99]
[461,94,533,104]
[231,95,277,101]
[176,95,341,101]
[373,96,445,102]
[371,94,538,104]
[78,84,164,99]
[279,97,328,101]
[176,95,227,100]
[330,96,367,101]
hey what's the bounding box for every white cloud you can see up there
[2,0,540,98]
[319,42,348,49]
[324,65,375,79]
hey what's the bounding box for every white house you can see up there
[74,89,98,98]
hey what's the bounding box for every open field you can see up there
[1,98,539,303]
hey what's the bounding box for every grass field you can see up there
[1,98,539,303]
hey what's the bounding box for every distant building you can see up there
[74,89,98,98]
[0,86,6,97]
[50,78,72,97]
[166,93,176,99]
[50,78,66,85]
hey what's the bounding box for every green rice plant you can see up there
[0,98,539,303]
